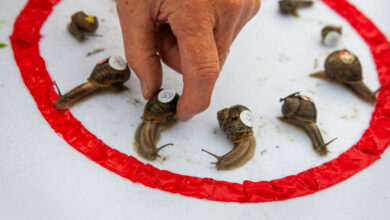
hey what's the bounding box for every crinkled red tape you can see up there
[10,0,390,203]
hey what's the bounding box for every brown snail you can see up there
[310,49,380,103]
[321,25,342,47]
[134,89,180,161]
[202,105,256,170]
[68,11,100,42]
[279,0,313,17]
[54,56,131,110]
[278,92,336,156]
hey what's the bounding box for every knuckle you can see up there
[227,0,244,15]
[192,61,220,83]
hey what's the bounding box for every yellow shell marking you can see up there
[85,16,95,23]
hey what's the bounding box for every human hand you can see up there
[117,0,261,121]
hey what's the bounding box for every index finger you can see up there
[169,13,220,121]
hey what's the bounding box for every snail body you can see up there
[202,105,256,170]
[68,11,99,42]
[310,50,379,103]
[279,92,336,156]
[54,56,131,110]
[279,0,313,17]
[134,89,179,161]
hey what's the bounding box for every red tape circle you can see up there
[10,0,390,203]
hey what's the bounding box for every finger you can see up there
[169,13,220,121]
[156,23,182,73]
[213,26,235,68]
[117,0,162,99]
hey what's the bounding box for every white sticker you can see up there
[323,31,341,47]
[240,110,254,127]
[109,56,127,71]
[158,89,176,103]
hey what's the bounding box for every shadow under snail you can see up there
[310,49,380,104]
[68,11,100,42]
[278,92,336,156]
[279,0,313,17]
[202,105,256,170]
[134,89,180,161]
[54,56,131,110]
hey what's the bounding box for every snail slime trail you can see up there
[134,89,180,161]
[310,49,380,104]
[279,92,336,156]
[202,105,257,170]
[54,56,131,110]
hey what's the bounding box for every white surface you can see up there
[0,0,389,219]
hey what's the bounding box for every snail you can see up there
[310,49,380,103]
[279,0,313,17]
[54,56,131,110]
[202,105,256,170]
[68,11,100,42]
[278,92,336,156]
[321,25,342,47]
[134,89,180,161]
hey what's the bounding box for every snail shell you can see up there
[279,0,313,17]
[311,49,379,103]
[217,105,254,142]
[279,92,336,156]
[321,25,342,47]
[89,56,131,86]
[71,11,98,33]
[134,89,180,161]
[281,92,317,123]
[202,105,256,170]
[142,89,179,123]
[54,56,131,110]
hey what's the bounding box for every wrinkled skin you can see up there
[117,0,261,121]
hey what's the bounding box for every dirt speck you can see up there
[162,156,168,163]
[186,158,201,166]
[314,58,319,69]
[131,124,135,127]
[278,53,290,62]
[257,123,267,136]
[86,48,105,57]
[213,128,217,134]
[316,82,321,87]
[260,149,267,156]
[275,145,280,149]
[290,138,295,142]
[133,98,141,105]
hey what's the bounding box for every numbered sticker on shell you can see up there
[339,50,355,64]
[323,31,341,47]
[109,56,127,71]
[240,110,254,128]
[158,89,176,103]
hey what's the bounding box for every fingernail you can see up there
[140,80,149,98]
